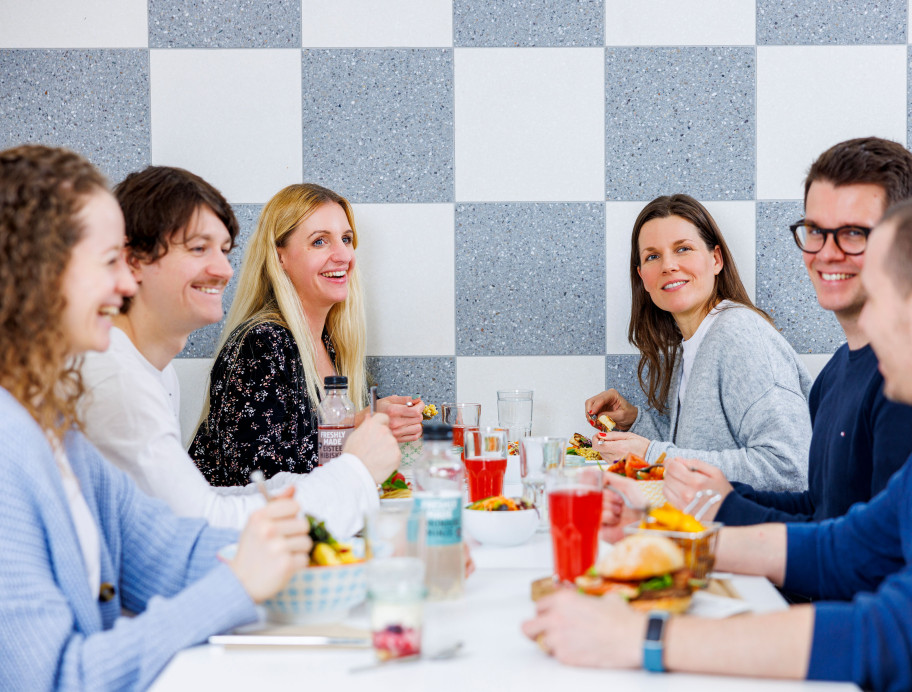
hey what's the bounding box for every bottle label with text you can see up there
[318,425,353,466]
[414,495,462,546]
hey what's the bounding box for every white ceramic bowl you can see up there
[218,544,367,624]
[463,507,538,547]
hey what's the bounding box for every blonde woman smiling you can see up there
[587,194,812,491]
[192,183,421,487]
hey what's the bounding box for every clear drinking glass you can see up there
[440,403,481,459]
[520,436,566,531]
[463,427,509,502]
[365,506,427,661]
[546,465,603,583]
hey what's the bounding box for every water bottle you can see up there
[316,376,355,466]
[412,423,464,600]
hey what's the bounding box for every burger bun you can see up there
[595,534,685,581]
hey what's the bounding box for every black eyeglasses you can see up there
[789,221,870,256]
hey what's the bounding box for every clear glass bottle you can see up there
[412,423,464,600]
[316,375,355,466]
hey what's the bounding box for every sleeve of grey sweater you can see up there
[637,308,813,492]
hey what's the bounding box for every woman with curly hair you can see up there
[191,183,422,487]
[586,194,812,491]
[0,145,311,690]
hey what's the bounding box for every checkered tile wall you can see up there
[2,0,907,436]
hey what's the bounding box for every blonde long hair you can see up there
[199,184,367,426]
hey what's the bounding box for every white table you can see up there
[152,532,859,691]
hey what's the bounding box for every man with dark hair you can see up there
[80,166,399,535]
[643,136,912,529]
[523,200,912,690]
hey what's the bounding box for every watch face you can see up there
[645,615,665,641]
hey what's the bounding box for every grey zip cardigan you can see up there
[630,305,813,492]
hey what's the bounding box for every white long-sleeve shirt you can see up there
[79,327,378,536]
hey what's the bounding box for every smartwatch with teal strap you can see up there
[643,610,671,673]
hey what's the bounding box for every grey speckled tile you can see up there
[180,204,262,358]
[605,47,755,201]
[454,0,604,47]
[366,357,456,408]
[455,203,605,356]
[148,0,300,48]
[301,49,453,203]
[604,355,651,414]
[755,201,843,354]
[0,50,149,185]
[758,0,906,45]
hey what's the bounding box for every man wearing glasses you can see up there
[524,150,912,690]
[643,137,912,531]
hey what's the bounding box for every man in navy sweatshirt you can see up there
[524,199,912,690]
[659,137,912,526]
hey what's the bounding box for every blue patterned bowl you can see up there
[218,544,368,624]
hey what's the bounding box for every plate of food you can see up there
[379,470,412,505]
[565,432,603,464]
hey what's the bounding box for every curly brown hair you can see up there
[0,145,107,438]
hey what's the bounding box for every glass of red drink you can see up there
[440,403,481,460]
[463,427,508,502]
[546,466,603,583]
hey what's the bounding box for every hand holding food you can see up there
[229,486,312,603]
[421,403,438,420]
[662,458,733,522]
[584,389,638,431]
[344,411,401,483]
[592,432,650,463]
[376,395,424,442]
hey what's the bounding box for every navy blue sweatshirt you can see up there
[790,455,912,691]
[715,344,912,525]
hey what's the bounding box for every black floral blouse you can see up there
[190,321,335,487]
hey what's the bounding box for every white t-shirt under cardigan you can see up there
[630,304,813,492]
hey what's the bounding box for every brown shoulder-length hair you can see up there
[0,145,107,439]
[628,194,772,415]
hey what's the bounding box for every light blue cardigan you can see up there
[0,388,258,691]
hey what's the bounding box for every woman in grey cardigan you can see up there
[587,195,812,492]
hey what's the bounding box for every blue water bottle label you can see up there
[413,495,462,546]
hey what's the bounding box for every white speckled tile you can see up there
[757,0,906,45]
[455,203,605,356]
[301,0,453,47]
[0,49,149,184]
[455,356,605,437]
[605,47,755,201]
[180,204,262,358]
[355,203,456,356]
[454,0,603,47]
[149,0,301,48]
[757,46,907,200]
[755,201,844,354]
[366,357,456,406]
[150,49,303,204]
[0,0,148,48]
[301,49,454,203]
[605,0,755,46]
[455,47,604,202]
